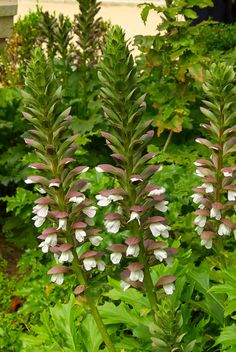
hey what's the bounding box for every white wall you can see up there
[17,0,164,40]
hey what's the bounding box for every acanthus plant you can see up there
[96,26,177,317]
[22,48,115,352]
[192,63,236,255]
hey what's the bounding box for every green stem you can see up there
[71,245,115,352]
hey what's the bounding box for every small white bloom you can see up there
[59,250,74,263]
[120,281,130,291]
[191,193,203,204]
[45,233,57,246]
[223,171,233,177]
[104,219,121,234]
[194,215,207,228]
[210,207,221,220]
[126,244,140,257]
[163,283,175,295]
[195,169,204,177]
[199,204,205,209]
[109,194,123,202]
[83,258,97,271]
[82,206,97,218]
[129,269,144,282]
[228,190,236,201]
[148,187,165,196]
[202,183,214,193]
[218,224,231,236]
[130,177,143,183]
[89,236,103,246]
[128,211,140,224]
[75,229,86,242]
[150,223,170,238]
[69,194,85,204]
[37,187,47,194]
[95,166,104,173]
[33,204,49,218]
[97,260,106,271]
[49,182,60,187]
[154,249,167,262]
[110,252,122,264]
[38,241,49,253]
[51,273,64,285]
[201,238,212,249]
[25,178,34,184]
[155,201,168,212]
[32,215,46,228]
[96,194,111,206]
[57,218,67,231]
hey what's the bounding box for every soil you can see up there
[0,234,22,275]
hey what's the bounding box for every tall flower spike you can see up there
[192,63,236,252]
[97,26,176,314]
[23,48,115,352]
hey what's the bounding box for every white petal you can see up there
[33,215,46,228]
[75,229,86,242]
[104,219,120,234]
[83,206,97,218]
[51,273,64,285]
[120,280,130,291]
[96,195,111,207]
[129,270,144,282]
[163,283,175,295]
[89,236,103,246]
[128,211,140,224]
[83,258,97,271]
[97,260,106,271]
[154,249,167,261]
[126,244,140,257]
[110,252,122,264]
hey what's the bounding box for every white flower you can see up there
[59,250,74,263]
[51,273,64,285]
[57,218,67,231]
[82,206,97,218]
[218,224,231,236]
[201,238,212,249]
[163,283,175,295]
[130,176,143,183]
[126,244,140,257]
[96,194,111,206]
[89,236,103,246]
[155,201,168,212]
[38,234,57,253]
[83,258,97,271]
[25,178,34,184]
[95,166,104,173]
[223,171,233,177]
[195,169,204,177]
[33,204,49,218]
[194,215,207,228]
[49,181,60,187]
[69,194,85,204]
[96,194,123,207]
[129,269,144,282]
[202,183,214,193]
[32,215,46,228]
[191,193,203,204]
[120,281,130,291]
[128,211,140,224]
[110,252,122,264]
[148,187,165,196]
[37,187,47,194]
[228,190,236,201]
[75,229,86,242]
[104,219,121,234]
[154,249,167,262]
[150,223,170,238]
[210,207,221,220]
[97,260,106,271]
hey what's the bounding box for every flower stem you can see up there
[71,245,115,352]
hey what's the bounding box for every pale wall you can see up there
[17,0,164,40]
